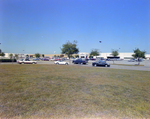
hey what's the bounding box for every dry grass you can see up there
[0,64,150,119]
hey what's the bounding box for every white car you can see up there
[17,59,37,64]
[54,61,69,65]
[50,58,55,61]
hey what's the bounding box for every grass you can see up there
[0,64,150,119]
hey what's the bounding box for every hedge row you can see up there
[0,59,17,62]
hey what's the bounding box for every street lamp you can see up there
[0,43,1,53]
[99,41,102,58]
[21,50,24,58]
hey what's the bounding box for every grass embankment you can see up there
[0,64,150,119]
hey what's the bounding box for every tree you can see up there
[61,41,79,59]
[35,53,41,58]
[111,50,119,64]
[30,55,34,58]
[132,48,146,65]
[42,54,45,57]
[90,49,99,57]
[15,54,18,59]
[26,54,29,57]
[60,54,64,58]
[89,55,93,58]
[75,55,79,58]
[0,52,5,57]
[9,54,13,59]
[112,50,119,57]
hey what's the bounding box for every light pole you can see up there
[21,50,24,58]
[0,43,1,53]
[118,48,120,59]
[0,43,1,62]
[99,41,102,59]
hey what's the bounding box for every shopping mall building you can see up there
[1,52,150,60]
[79,52,150,60]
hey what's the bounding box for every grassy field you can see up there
[0,64,150,119]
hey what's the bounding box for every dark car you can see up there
[72,58,79,63]
[89,58,96,60]
[106,58,111,61]
[92,60,110,67]
[73,59,87,64]
[42,58,49,61]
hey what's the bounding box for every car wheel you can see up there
[94,64,97,67]
[22,62,24,64]
[65,63,68,65]
[105,64,108,67]
[32,62,35,64]
[81,63,83,65]
[56,63,59,65]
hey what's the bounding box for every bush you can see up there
[0,59,16,62]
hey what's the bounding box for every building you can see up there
[99,53,150,60]
[79,52,89,59]
[100,53,134,60]
[2,52,150,60]
[78,52,150,60]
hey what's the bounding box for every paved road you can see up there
[37,60,150,71]
[1,60,150,71]
[82,64,150,71]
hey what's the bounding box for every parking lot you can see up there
[75,60,150,71]
[87,60,150,71]
[2,59,150,71]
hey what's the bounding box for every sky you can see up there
[0,0,150,54]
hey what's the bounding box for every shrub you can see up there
[0,59,16,62]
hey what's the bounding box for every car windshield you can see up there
[25,59,30,61]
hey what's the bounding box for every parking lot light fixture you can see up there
[99,41,102,58]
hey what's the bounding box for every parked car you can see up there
[73,59,87,64]
[128,59,137,62]
[54,58,61,61]
[92,60,110,67]
[41,58,49,61]
[89,58,96,60]
[61,58,66,61]
[33,58,40,61]
[17,59,37,64]
[138,58,144,62]
[43,58,49,61]
[54,61,69,65]
[72,58,79,63]
[106,58,111,61]
[50,58,55,61]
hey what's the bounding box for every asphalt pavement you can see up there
[1,60,150,71]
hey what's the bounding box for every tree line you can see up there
[0,41,146,64]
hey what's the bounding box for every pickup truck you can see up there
[17,59,37,64]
